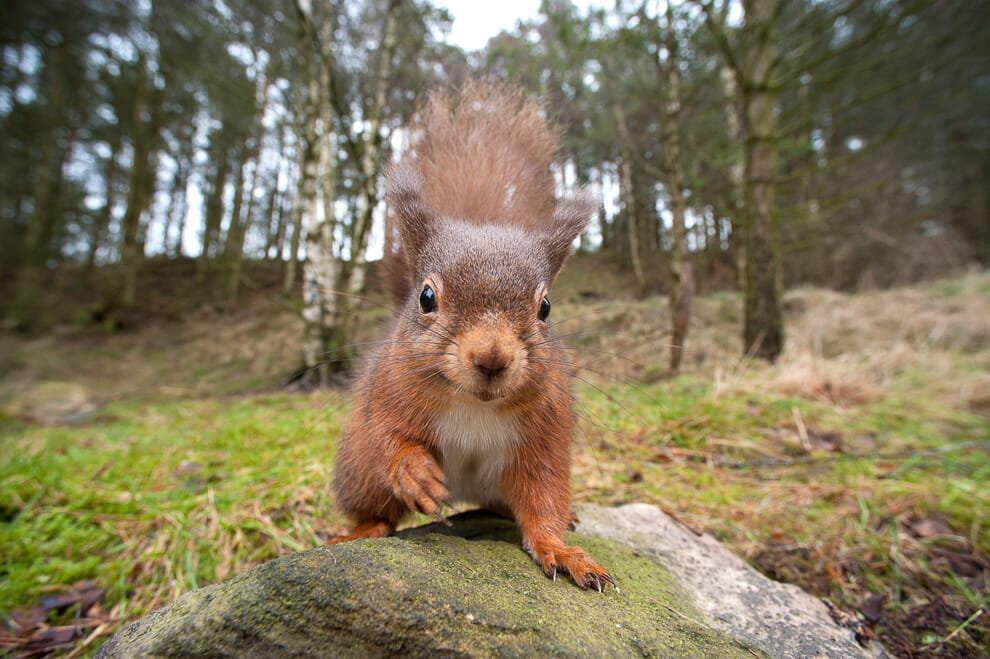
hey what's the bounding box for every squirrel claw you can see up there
[530,541,615,592]
[390,446,450,520]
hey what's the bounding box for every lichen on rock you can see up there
[97,505,883,658]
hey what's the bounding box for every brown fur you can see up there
[330,82,612,591]
[383,81,563,303]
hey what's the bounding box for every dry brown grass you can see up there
[768,274,990,409]
[559,270,990,417]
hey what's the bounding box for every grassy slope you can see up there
[0,258,988,657]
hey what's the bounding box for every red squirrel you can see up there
[328,82,614,591]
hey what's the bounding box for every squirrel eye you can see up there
[419,285,438,314]
[538,296,551,322]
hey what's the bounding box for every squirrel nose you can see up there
[472,350,510,378]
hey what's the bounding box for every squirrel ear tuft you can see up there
[385,163,433,259]
[544,188,597,279]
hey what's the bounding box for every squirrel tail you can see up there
[381,80,561,306]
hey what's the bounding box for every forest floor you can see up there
[0,257,988,657]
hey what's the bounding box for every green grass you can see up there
[0,393,350,629]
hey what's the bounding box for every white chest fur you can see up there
[432,402,520,506]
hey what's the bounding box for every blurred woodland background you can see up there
[1,1,989,657]
[1,0,987,374]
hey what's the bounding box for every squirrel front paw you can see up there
[525,538,616,592]
[389,445,449,522]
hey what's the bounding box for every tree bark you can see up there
[198,137,231,284]
[87,125,121,270]
[740,0,783,362]
[701,0,784,362]
[116,61,161,308]
[614,103,647,297]
[164,144,190,258]
[299,126,334,385]
[333,0,403,356]
[9,41,69,329]
[717,65,747,291]
[658,4,693,374]
[222,155,249,300]
[295,0,341,385]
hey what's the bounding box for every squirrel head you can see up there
[385,163,597,405]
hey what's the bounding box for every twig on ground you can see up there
[792,407,811,453]
[940,607,985,646]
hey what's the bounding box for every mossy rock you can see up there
[97,510,760,658]
[98,505,885,658]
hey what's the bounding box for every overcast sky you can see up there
[438,1,543,51]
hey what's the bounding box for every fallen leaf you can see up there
[861,593,885,624]
[910,519,954,538]
[19,625,82,654]
[6,605,47,635]
[37,580,106,614]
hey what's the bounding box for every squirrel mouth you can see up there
[473,390,499,403]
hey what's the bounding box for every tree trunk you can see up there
[225,76,270,302]
[87,126,121,271]
[263,181,280,260]
[222,156,249,300]
[164,144,190,258]
[333,0,403,359]
[264,129,287,261]
[294,0,342,385]
[614,104,646,297]
[298,125,335,384]
[282,145,304,296]
[658,5,693,374]
[116,64,161,308]
[702,0,784,362]
[0,47,29,286]
[275,187,290,261]
[9,41,68,329]
[719,65,746,290]
[198,138,231,284]
[741,0,783,361]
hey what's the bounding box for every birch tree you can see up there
[291,0,409,382]
[294,0,341,386]
[335,0,402,316]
